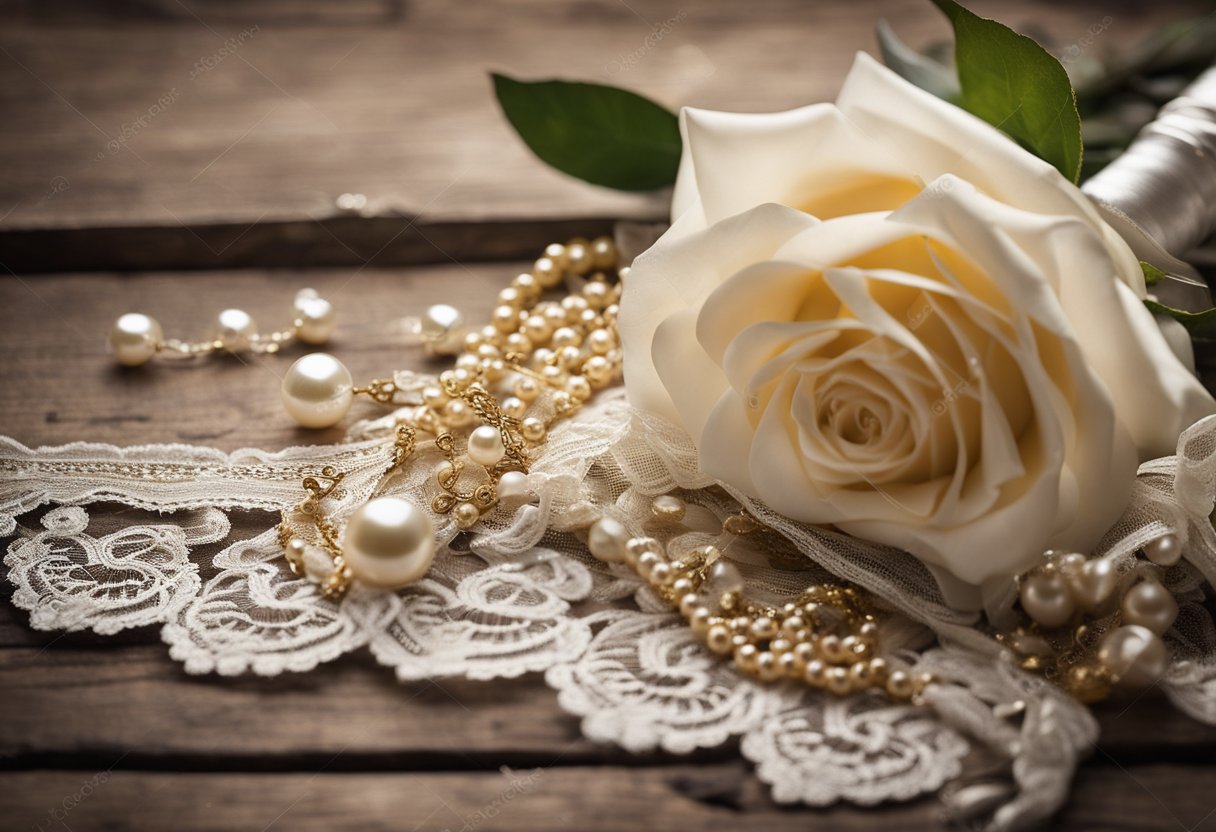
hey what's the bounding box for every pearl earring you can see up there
[109,288,336,366]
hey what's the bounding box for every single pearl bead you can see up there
[1143,533,1182,567]
[1121,581,1178,635]
[1068,558,1119,611]
[467,425,506,467]
[588,517,628,563]
[421,304,465,354]
[1098,624,1169,688]
[342,496,435,588]
[706,560,744,596]
[650,495,686,522]
[109,313,162,366]
[453,501,481,529]
[280,353,353,428]
[215,308,257,352]
[1019,571,1076,628]
[293,290,336,345]
[496,470,531,501]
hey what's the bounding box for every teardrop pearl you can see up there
[215,308,257,352]
[1121,581,1178,635]
[280,353,353,428]
[467,425,506,467]
[1098,624,1169,688]
[341,496,435,588]
[1019,571,1075,628]
[109,313,162,366]
[293,289,336,345]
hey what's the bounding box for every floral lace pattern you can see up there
[3,394,1216,831]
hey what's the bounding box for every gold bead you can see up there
[497,287,523,307]
[505,332,533,355]
[565,375,592,401]
[886,670,914,699]
[422,386,448,409]
[442,399,474,427]
[500,396,527,420]
[849,661,875,688]
[543,242,568,267]
[542,304,569,329]
[751,616,778,640]
[793,642,815,665]
[780,615,805,635]
[804,659,827,687]
[689,606,713,636]
[512,272,541,298]
[523,315,553,344]
[735,643,759,673]
[532,256,563,288]
[566,242,593,275]
[453,502,481,529]
[649,561,672,586]
[551,326,581,348]
[590,236,617,270]
[492,305,521,334]
[454,353,480,373]
[778,650,804,677]
[706,624,733,654]
[826,666,851,695]
[769,637,792,655]
[561,295,589,316]
[584,355,613,386]
[756,651,780,682]
[513,376,540,402]
[818,634,845,664]
[521,417,546,443]
[587,328,615,355]
[730,616,753,635]
[463,331,485,352]
[583,281,610,309]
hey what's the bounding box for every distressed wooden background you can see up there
[3,1,1216,829]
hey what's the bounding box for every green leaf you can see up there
[1140,260,1168,287]
[930,0,1083,183]
[492,73,681,192]
[1144,300,1216,339]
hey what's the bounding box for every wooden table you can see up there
[3,1,1216,829]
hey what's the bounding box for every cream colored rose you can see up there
[620,55,1215,596]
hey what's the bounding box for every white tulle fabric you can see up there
[4,382,1216,831]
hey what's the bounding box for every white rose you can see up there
[619,53,1215,598]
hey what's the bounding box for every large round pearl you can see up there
[587,517,628,563]
[496,470,531,501]
[215,308,257,352]
[1068,558,1119,611]
[1098,624,1169,688]
[1121,581,1178,635]
[109,313,162,366]
[1143,533,1182,567]
[341,496,435,588]
[280,353,353,428]
[1019,571,1076,628]
[467,425,506,467]
[293,289,336,345]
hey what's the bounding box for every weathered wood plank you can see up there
[0,265,504,451]
[0,763,1213,832]
[0,0,1205,270]
[2,637,1214,764]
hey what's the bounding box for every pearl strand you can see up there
[586,500,934,702]
[109,288,336,366]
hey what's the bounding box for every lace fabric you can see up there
[3,386,1215,831]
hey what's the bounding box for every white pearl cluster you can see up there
[1013,536,1183,697]
[108,288,336,366]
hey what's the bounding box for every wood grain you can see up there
[1,764,1214,832]
[0,0,1208,271]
